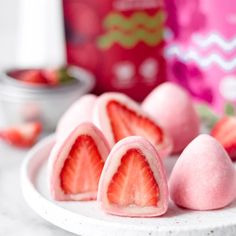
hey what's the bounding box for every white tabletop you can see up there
[0,140,75,235]
[0,1,74,233]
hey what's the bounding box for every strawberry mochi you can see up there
[56,94,97,140]
[98,136,169,217]
[169,134,236,210]
[49,122,110,201]
[142,82,200,154]
[93,92,172,158]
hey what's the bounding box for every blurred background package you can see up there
[63,0,167,101]
[165,0,236,113]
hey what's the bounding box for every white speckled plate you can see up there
[21,135,236,236]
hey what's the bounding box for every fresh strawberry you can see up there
[107,149,160,207]
[41,69,59,86]
[60,135,105,195]
[0,122,42,148]
[18,70,47,85]
[211,116,236,161]
[107,100,163,146]
[42,67,75,86]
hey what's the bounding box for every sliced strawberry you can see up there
[60,135,104,195]
[107,100,163,146]
[211,116,236,161]
[107,149,159,207]
[18,70,47,85]
[94,93,172,158]
[0,122,42,148]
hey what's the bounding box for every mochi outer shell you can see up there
[142,82,200,153]
[169,134,236,210]
[49,122,110,201]
[97,136,169,217]
[56,94,97,140]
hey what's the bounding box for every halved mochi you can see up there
[56,94,97,141]
[98,136,168,217]
[93,92,172,158]
[169,134,236,210]
[49,122,110,201]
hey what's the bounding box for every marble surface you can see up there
[0,141,76,235]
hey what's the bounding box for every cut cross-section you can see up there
[107,149,160,208]
[93,92,172,158]
[107,101,163,145]
[60,135,104,195]
[49,122,110,201]
[98,136,168,217]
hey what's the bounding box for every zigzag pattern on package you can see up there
[98,11,165,49]
[193,33,236,51]
[165,45,236,71]
[103,11,165,30]
[98,29,164,49]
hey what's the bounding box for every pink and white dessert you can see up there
[93,92,172,158]
[97,136,169,217]
[49,122,110,201]
[142,82,200,154]
[169,134,236,210]
[56,94,97,140]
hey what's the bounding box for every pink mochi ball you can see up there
[56,94,97,140]
[142,82,200,154]
[169,134,236,210]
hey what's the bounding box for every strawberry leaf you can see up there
[195,103,219,129]
[224,102,235,116]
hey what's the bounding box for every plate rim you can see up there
[21,135,236,236]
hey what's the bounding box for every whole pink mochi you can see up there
[169,134,236,210]
[142,82,200,154]
[56,94,97,140]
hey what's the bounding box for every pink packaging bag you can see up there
[165,0,236,113]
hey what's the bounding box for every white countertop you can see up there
[0,140,75,235]
[0,1,75,233]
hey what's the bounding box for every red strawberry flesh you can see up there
[107,101,163,145]
[211,117,236,161]
[60,135,104,195]
[42,69,59,86]
[18,70,48,85]
[107,149,159,207]
[0,122,42,148]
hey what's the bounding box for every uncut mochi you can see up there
[93,92,172,158]
[142,82,200,154]
[56,94,97,140]
[49,122,110,201]
[98,136,169,217]
[169,134,236,210]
